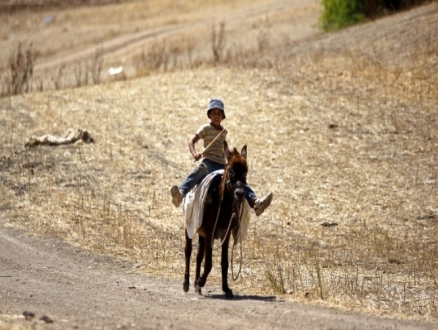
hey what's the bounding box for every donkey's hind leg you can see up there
[195,235,205,294]
[183,230,192,293]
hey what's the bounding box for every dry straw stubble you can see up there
[0,1,437,322]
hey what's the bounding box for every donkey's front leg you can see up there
[196,234,212,294]
[183,230,192,293]
[221,235,233,298]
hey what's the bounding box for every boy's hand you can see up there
[193,152,202,162]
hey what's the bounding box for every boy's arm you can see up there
[188,134,202,161]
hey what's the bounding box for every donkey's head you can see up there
[221,141,248,203]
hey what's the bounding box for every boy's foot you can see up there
[254,192,273,216]
[170,186,183,207]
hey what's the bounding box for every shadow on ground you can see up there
[206,294,279,302]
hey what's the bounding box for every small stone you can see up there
[23,311,35,321]
[40,315,54,323]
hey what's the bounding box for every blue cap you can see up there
[207,99,226,119]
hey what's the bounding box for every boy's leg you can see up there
[170,186,184,208]
[244,184,257,207]
[171,162,209,207]
[205,159,226,174]
[244,184,273,216]
[253,192,273,216]
[179,162,209,195]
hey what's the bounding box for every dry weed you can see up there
[2,42,35,96]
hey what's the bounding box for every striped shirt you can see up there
[196,124,228,165]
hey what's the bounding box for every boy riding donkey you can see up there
[170,98,273,216]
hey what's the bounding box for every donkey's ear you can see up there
[224,140,232,160]
[241,145,247,159]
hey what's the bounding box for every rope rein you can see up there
[231,203,244,281]
[210,197,236,250]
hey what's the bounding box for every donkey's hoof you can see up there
[225,289,234,299]
[197,277,206,287]
[183,280,190,293]
[195,285,202,295]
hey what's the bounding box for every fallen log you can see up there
[25,128,94,148]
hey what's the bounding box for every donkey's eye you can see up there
[228,169,235,177]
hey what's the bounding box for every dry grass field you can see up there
[1,0,437,324]
[0,0,320,93]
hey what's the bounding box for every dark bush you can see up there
[321,0,433,31]
[383,0,403,9]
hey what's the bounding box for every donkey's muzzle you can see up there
[233,181,245,203]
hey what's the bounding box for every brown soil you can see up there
[1,219,436,329]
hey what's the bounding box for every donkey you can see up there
[183,143,248,298]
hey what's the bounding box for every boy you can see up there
[170,98,273,216]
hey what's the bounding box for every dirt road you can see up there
[0,219,435,330]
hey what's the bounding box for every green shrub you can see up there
[321,0,433,32]
[321,0,365,31]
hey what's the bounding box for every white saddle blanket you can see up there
[183,169,251,242]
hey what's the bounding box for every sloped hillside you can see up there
[0,1,437,322]
[1,0,321,94]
